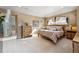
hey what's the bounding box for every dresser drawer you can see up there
[21,26,32,38]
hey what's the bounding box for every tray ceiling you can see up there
[0,6,77,17]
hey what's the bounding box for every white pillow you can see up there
[55,26,63,31]
[51,28,57,31]
[46,26,57,31]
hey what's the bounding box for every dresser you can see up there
[73,32,79,53]
[21,26,32,38]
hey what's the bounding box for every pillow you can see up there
[46,26,63,31]
[55,26,63,31]
[46,26,57,31]
[41,27,47,29]
[51,28,57,31]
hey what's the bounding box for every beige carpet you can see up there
[3,34,72,53]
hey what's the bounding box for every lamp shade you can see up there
[71,26,77,31]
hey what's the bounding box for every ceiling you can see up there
[0,6,77,17]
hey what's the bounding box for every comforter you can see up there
[38,29,64,43]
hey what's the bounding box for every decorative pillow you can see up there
[46,26,57,31]
[55,26,63,31]
[51,28,57,31]
[41,27,47,29]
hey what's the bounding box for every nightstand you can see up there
[65,30,77,40]
[73,32,79,53]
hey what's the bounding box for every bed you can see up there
[38,26,64,43]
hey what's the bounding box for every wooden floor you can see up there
[3,34,73,53]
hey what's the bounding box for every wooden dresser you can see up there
[21,26,32,38]
[73,32,79,53]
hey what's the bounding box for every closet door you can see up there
[11,16,16,36]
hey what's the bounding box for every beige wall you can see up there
[11,11,44,38]
[12,11,32,26]
[0,9,6,16]
[12,11,44,26]
[77,7,79,32]
[53,11,76,25]
[44,10,77,26]
[12,10,77,29]
[32,16,44,28]
[12,11,33,38]
[0,8,6,14]
[0,13,5,16]
[59,11,77,25]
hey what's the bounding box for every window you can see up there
[48,18,55,25]
[48,17,68,25]
[55,17,68,24]
[32,20,39,27]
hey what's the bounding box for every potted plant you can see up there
[0,16,5,37]
[0,16,5,24]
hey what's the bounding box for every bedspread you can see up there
[38,29,64,43]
